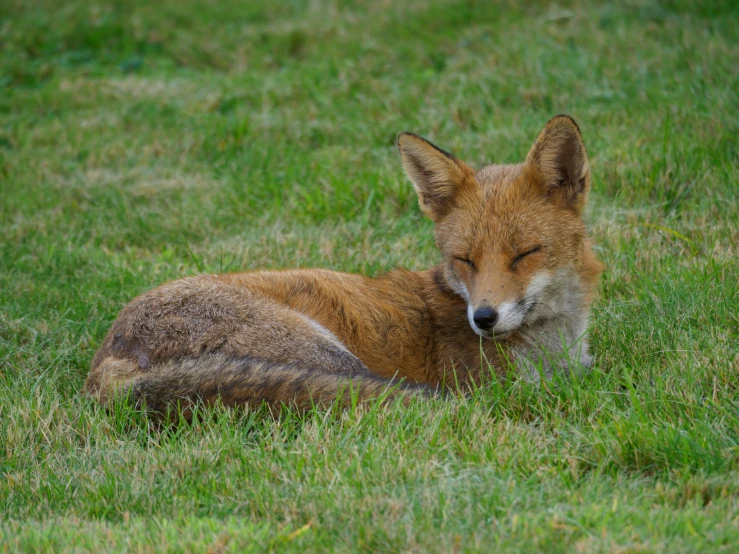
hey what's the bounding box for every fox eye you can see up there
[511,246,542,269]
[453,256,475,270]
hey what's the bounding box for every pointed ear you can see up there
[525,115,591,213]
[397,133,475,221]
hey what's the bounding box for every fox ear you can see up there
[397,133,475,221]
[525,115,590,213]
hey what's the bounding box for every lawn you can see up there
[1,0,738,552]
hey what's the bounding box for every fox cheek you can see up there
[454,263,476,290]
[444,264,472,302]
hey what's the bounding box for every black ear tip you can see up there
[397,132,438,156]
[397,132,414,148]
[396,133,457,162]
[397,132,421,144]
[547,114,582,135]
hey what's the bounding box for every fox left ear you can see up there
[525,115,590,213]
[397,133,476,221]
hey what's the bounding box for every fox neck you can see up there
[509,268,593,381]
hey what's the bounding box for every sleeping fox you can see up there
[84,115,603,415]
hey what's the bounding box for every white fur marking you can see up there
[526,271,553,297]
[494,300,523,334]
[467,303,483,335]
[457,282,470,302]
[299,313,351,352]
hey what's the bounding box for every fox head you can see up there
[398,115,603,340]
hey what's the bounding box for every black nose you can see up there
[473,306,498,330]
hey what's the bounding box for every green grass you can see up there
[1,0,738,551]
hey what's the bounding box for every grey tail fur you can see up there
[87,353,432,418]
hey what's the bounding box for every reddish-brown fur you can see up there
[85,115,604,415]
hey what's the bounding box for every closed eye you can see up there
[453,256,475,270]
[511,246,541,269]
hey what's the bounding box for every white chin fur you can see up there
[493,300,526,334]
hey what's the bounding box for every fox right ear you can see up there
[525,115,591,213]
[397,133,475,221]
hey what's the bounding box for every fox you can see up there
[84,115,604,416]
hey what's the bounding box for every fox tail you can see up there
[84,353,430,418]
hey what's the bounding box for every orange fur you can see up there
[85,115,604,414]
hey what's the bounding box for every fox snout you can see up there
[465,272,559,339]
[467,299,529,338]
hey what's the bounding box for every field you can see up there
[1,1,738,552]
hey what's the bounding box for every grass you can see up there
[1,0,738,551]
